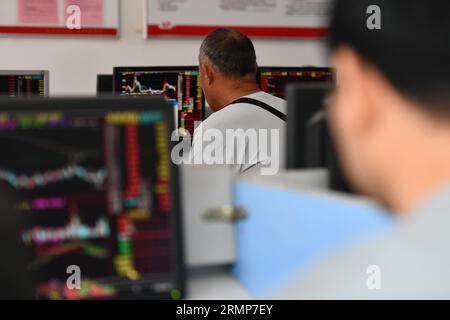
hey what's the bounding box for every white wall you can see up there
[0,0,329,96]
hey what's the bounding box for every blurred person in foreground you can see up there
[275,0,450,299]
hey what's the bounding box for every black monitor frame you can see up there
[96,74,114,96]
[257,66,335,98]
[286,83,332,169]
[113,66,205,121]
[0,97,185,300]
[285,83,353,193]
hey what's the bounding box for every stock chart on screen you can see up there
[0,71,48,98]
[258,67,334,99]
[114,67,204,136]
[0,98,183,300]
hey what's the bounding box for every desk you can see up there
[187,268,252,300]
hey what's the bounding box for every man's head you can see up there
[328,0,450,212]
[199,29,259,111]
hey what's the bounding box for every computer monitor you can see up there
[286,83,352,193]
[0,70,49,98]
[0,97,184,299]
[258,67,334,99]
[113,66,205,136]
[97,74,114,96]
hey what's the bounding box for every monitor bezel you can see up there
[0,70,50,97]
[96,74,114,96]
[0,96,185,300]
[113,66,205,120]
[285,83,353,193]
[286,83,333,169]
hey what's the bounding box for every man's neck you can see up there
[216,82,261,111]
[383,141,450,214]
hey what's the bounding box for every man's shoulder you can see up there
[197,92,287,134]
[274,205,450,299]
[210,92,286,120]
[200,102,258,130]
[245,91,287,113]
[199,107,236,131]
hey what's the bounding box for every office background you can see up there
[0,1,328,96]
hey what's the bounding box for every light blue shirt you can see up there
[273,184,450,299]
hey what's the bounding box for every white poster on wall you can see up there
[146,0,331,38]
[0,0,119,37]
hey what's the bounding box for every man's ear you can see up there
[202,63,215,87]
[333,46,378,137]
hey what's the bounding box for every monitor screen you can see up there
[286,83,353,193]
[97,74,114,96]
[258,67,334,99]
[113,67,204,136]
[0,97,184,299]
[0,71,49,98]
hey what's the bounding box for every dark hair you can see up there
[199,29,257,77]
[329,0,450,113]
